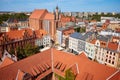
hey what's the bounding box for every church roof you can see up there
[29,9,54,20]
[0,48,119,80]
[44,13,54,20]
[29,9,48,19]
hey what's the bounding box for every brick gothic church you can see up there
[29,6,61,40]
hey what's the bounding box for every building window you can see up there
[102,58,103,61]
[113,57,115,60]
[112,61,114,65]
[109,56,111,59]
[110,52,112,55]
[106,55,108,57]
[113,53,115,56]
[106,59,107,62]
[91,50,93,52]
[107,51,108,54]
[109,60,111,63]
[98,57,100,60]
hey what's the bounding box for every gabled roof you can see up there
[6,18,18,23]
[35,29,47,38]
[44,13,54,20]
[2,29,33,40]
[52,49,118,80]
[29,9,48,19]
[0,49,119,80]
[90,39,96,44]
[2,50,11,61]
[2,50,17,61]
[0,49,52,80]
[16,69,25,80]
[0,57,14,68]
[5,29,25,40]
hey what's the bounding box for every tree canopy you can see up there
[15,44,40,60]
[0,13,29,24]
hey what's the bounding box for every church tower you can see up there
[54,6,61,29]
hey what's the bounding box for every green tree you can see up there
[9,48,15,55]
[17,47,26,60]
[80,27,86,33]
[0,13,29,24]
[54,69,75,80]
[65,69,75,80]
[16,44,40,60]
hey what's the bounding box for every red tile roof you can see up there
[100,41,107,48]
[52,49,118,80]
[90,39,96,44]
[16,69,25,80]
[0,48,119,80]
[29,9,48,19]
[44,13,54,20]
[35,29,47,38]
[6,30,24,40]
[0,49,52,80]
[0,57,14,68]
[107,70,120,80]
[1,29,34,40]
[60,16,76,22]
[108,42,118,51]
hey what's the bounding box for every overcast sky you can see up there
[0,0,120,12]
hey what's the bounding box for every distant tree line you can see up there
[90,13,120,21]
[0,13,29,24]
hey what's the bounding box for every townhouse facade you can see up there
[68,31,120,68]
[35,30,51,47]
[85,40,96,60]
[69,32,82,53]
[91,38,120,68]
[56,27,74,47]
[104,42,120,68]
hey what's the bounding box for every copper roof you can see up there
[0,48,119,80]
